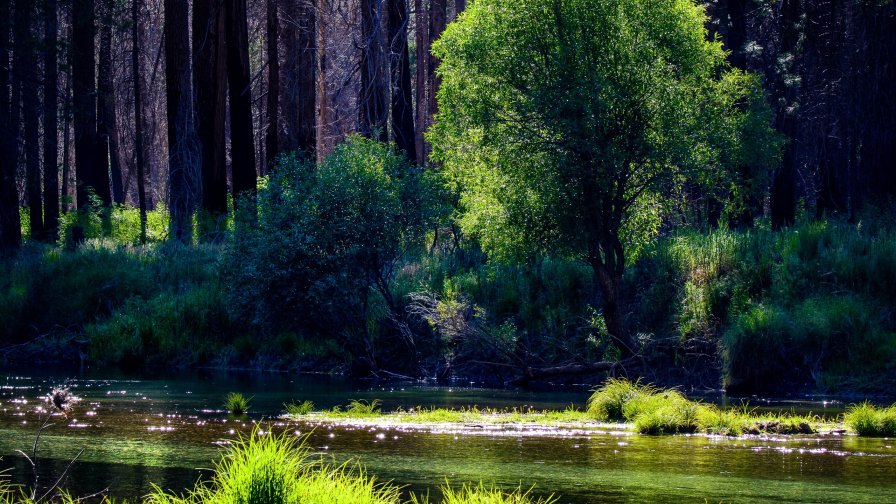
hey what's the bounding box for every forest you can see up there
[0,0,895,396]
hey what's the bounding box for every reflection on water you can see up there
[0,370,893,503]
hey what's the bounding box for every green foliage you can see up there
[425,483,556,504]
[58,202,171,247]
[586,378,656,422]
[344,399,382,417]
[225,137,436,354]
[430,0,780,265]
[844,402,896,437]
[225,393,251,416]
[284,400,315,416]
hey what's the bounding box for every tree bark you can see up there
[73,0,109,209]
[133,0,147,242]
[43,0,59,242]
[0,0,19,252]
[18,1,44,240]
[265,0,280,168]
[98,0,124,205]
[413,0,427,165]
[359,0,387,141]
[164,0,199,243]
[454,0,465,16]
[282,0,316,158]
[426,0,445,162]
[193,0,228,219]
[387,0,416,160]
[225,0,257,201]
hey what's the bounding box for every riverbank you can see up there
[2,215,895,396]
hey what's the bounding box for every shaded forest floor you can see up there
[2,206,895,397]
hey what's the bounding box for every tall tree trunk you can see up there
[164,0,199,243]
[359,0,387,141]
[589,236,637,357]
[98,0,123,205]
[193,0,228,220]
[387,0,415,160]
[133,0,147,242]
[61,75,71,213]
[413,0,427,165]
[454,0,465,15]
[295,0,316,157]
[770,0,802,228]
[73,0,109,209]
[265,0,279,169]
[43,0,59,242]
[426,0,445,162]
[0,0,19,252]
[18,1,44,240]
[225,0,257,201]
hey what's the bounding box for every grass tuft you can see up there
[586,378,655,421]
[225,393,250,416]
[845,402,896,437]
[284,400,315,416]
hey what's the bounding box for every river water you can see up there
[0,370,893,503]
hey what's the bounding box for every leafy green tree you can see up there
[226,137,434,372]
[430,0,781,355]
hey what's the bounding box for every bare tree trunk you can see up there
[193,0,228,220]
[265,0,280,169]
[359,0,387,140]
[387,0,415,160]
[133,0,147,242]
[98,0,123,205]
[164,0,199,243]
[18,1,44,240]
[61,76,71,213]
[225,0,257,201]
[43,0,59,242]
[427,0,445,162]
[454,0,465,15]
[0,0,19,252]
[73,0,109,209]
[413,0,427,165]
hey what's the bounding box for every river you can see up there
[0,369,893,503]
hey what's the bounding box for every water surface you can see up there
[0,370,893,503]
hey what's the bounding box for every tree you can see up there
[98,0,124,205]
[193,0,228,219]
[132,0,147,242]
[73,0,110,209]
[44,0,60,242]
[359,0,387,141]
[387,0,416,160]
[164,0,199,243]
[265,0,280,168]
[18,0,44,240]
[279,0,315,158]
[0,0,20,252]
[430,0,781,355]
[413,0,426,165]
[225,0,257,201]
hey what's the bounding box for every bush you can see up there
[224,137,436,369]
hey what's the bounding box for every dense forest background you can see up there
[0,0,894,395]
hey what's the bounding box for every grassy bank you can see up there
[3,209,895,395]
[284,379,896,438]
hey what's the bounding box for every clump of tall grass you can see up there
[844,402,896,437]
[586,378,655,421]
[414,483,556,504]
[345,399,382,416]
[284,400,315,416]
[225,393,250,416]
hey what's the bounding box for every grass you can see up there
[284,400,315,416]
[585,379,824,436]
[225,393,250,416]
[844,402,896,437]
[146,427,555,504]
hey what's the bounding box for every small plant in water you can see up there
[284,400,315,416]
[45,387,81,417]
[346,399,382,416]
[225,392,250,416]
